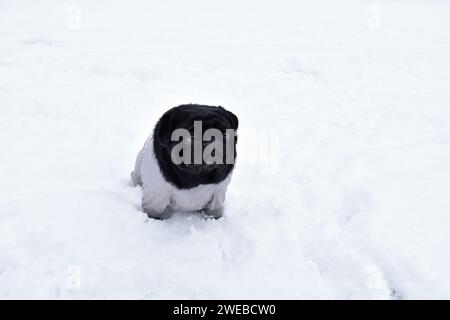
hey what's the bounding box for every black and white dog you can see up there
[131,104,238,219]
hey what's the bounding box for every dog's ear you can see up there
[218,106,239,130]
[154,108,175,147]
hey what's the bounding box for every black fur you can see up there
[153,104,238,189]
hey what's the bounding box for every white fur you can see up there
[132,135,231,214]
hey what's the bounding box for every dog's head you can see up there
[153,104,238,189]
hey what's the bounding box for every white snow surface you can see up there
[1,0,450,299]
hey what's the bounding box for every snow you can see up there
[1,0,450,299]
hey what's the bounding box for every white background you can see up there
[1,0,450,299]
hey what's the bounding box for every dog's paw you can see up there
[144,206,173,220]
[201,207,224,220]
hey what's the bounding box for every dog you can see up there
[131,104,238,220]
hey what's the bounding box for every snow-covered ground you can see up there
[1,0,450,299]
